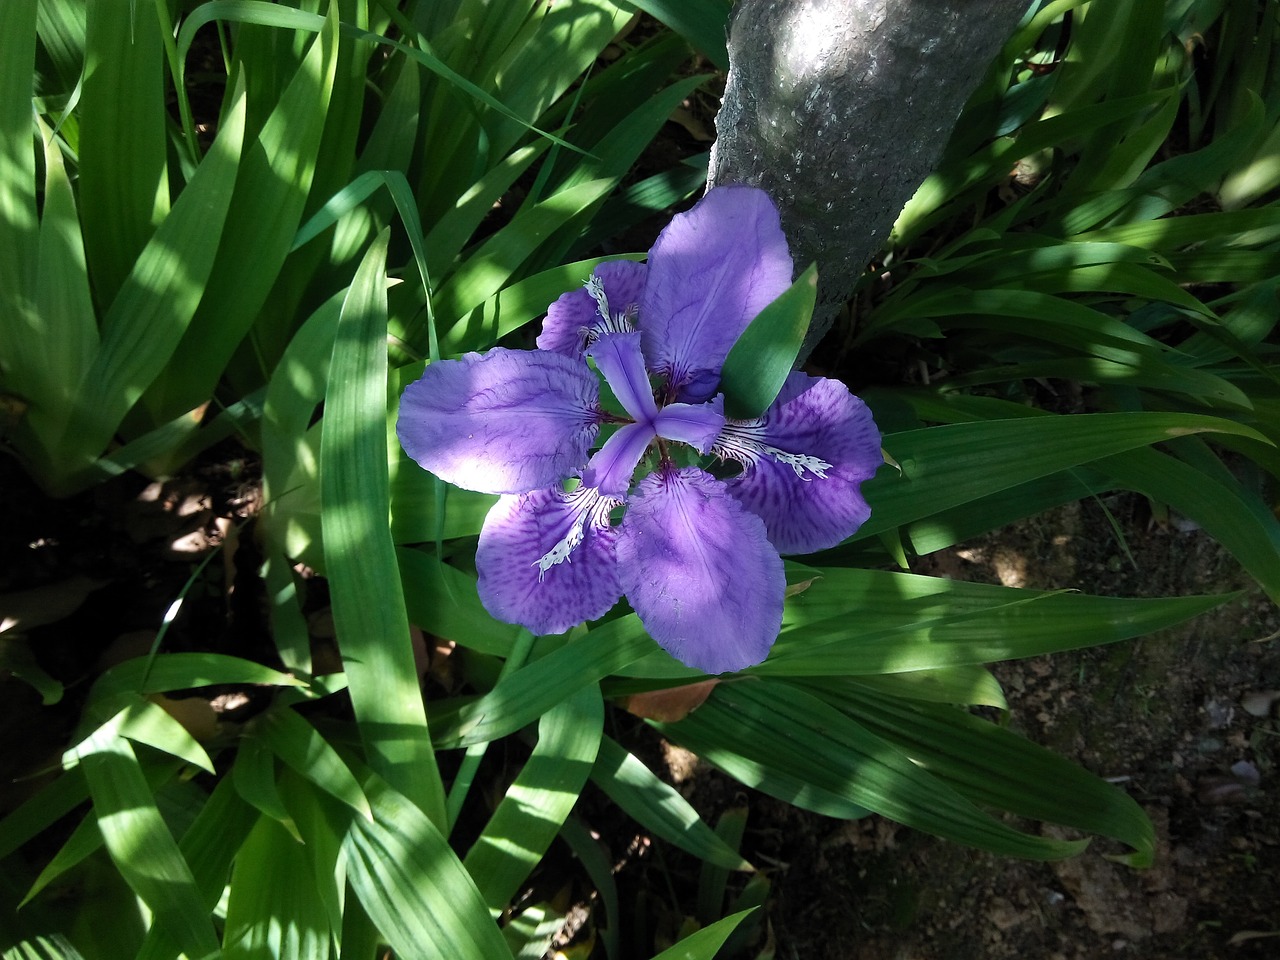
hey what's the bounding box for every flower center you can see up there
[533,485,619,578]
[583,277,635,345]
[713,419,833,480]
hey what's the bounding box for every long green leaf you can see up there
[232,737,298,839]
[658,680,1087,860]
[30,114,96,435]
[86,652,302,709]
[134,778,259,960]
[77,1,168,305]
[463,684,603,911]
[78,723,220,960]
[256,708,372,822]
[342,777,511,960]
[856,412,1269,542]
[647,909,760,960]
[592,737,751,871]
[147,10,338,422]
[719,263,818,419]
[432,178,618,328]
[51,82,247,488]
[1100,446,1280,602]
[435,254,645,355]
[319,229,446,826]
[222,816,329,960]
[0,0,39,409]
[806,680,1156,865]
[430,617,656,748]
[625,0,730,69]
[760,566,1228,676]
[397,547,517,655]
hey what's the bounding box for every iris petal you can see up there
[476,487,622,635]
[640,186,793,402]
[653,395,725,454]
[589,332,658,423]
[581,422,654,497]
[538,260,648,356]
[720,373,882,554]
[617,465,785,674]
[397,348,599,495]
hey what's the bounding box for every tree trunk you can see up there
[709,0,1030,356]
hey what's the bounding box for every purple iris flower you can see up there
[397,185,882,674]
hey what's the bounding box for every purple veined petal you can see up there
[538,260,648,356]
[653,394,725,454]
[717,373,883,554]
[397,348,600,495]
[580,421,655,497]
[476,485,622,636]
[640,185,793,402]
[617,465,785,674]
[588,331,658,423]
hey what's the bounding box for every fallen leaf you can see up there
[621,680,719,722]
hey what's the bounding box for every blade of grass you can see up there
[761,568,1228,676]
[558,815,621,960]
[626,0,730,69]
[256,708,372,822]
[0,0,42,429]
[852,412,1270,543]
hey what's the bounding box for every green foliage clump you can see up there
[1,1,1278,958]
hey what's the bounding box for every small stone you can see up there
[1230,760,1261,786]
[1241,690,1278,718]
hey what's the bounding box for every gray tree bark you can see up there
[709,0,1030,356]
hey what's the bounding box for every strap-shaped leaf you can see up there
[803,679,1156,866]
[397,547,516,656]
[320,229,446,826]
[0,0,37,310]
[22,754,178,907]
[719,263,818,419]
[53,81,247,485]
[624,0,730,69]
[647,908,760,960]
[148,11,338,421]
[429,616,655,748]
[591,737,750,871]
[855,412,1269,542]
[231,737,298,839]
[222,816,330,960]
[86,652,303,706]
[657,680,1087,860]
[78,723,220,960]
[464,684,603,910]
[77,0,168,305]
[256,708,372,822]
[135,777,259,960]
[343,777,511,960]
[762,566,1227,675]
